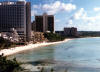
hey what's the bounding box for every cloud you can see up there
[94,7,100,12]
[66,8,100,31]
[69,0,73,2]
[67,19,73,25]
[18,0,26,1]
[72,8,97,23]
[32,4,42,9]
[31,10,37,16]
[32,1,76,15]
[55,19,61,23]
[68,19,73,24]
[73,8,87,20]
[66,8,87,27]
[43,1,76,14]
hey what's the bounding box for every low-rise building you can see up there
[55,27,78,37]
[55,31,64,36]
[64,27,78,36]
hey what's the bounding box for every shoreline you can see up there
[0,39,72,56]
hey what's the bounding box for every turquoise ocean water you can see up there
[9,38,100,72]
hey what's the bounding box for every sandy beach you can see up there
[0,39,72,56]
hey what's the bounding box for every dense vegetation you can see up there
[79,31,100,37]
[0,54,21,72]
[44,33,65,42]
[0,37,15,49]
[0,37,27,49]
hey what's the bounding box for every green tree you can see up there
[0,54,21,72]
[0,37,15,49]
[44,33,65,42]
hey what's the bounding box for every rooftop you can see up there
[0,1,26,5]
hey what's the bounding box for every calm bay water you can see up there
[9,38,100,72]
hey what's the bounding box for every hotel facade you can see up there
[0,1,31,41]
[35,13,54,33]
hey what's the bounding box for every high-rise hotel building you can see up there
[0,1,31,41]
[35,13,54,33]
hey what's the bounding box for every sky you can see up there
[1,0,100,31]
